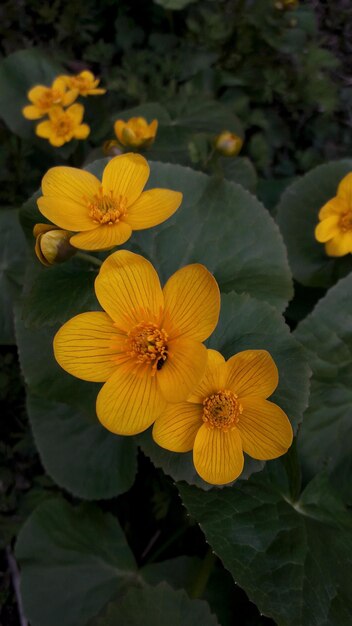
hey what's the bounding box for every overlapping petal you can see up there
[126,189,182,230]
[337,171,352,206]
[226,350,278,399]
[69,222,132,250]
[238,397,293,460]
[152,402,203,452]
[193,425,244,485]
[157,337,207,403]
[325,233,352,257]
[188,350,226,404]
[315,215,340,243]
[102,153,149,206]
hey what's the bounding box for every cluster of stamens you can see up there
[202,389,242,431]
[126,322,168,375]
[52,115,74,137]
[39,88,62,109]
[87,189,127,225]
[339,211,352,232]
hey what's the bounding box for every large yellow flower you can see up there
[153,349,293,485]
[61,70,106,96]
[22,77,77,120]
[36,104,90,147]
[114,117,158,149]
[54,251,220,436]
[315,172,352,256]
[37,153,182,250]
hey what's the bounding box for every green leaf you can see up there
[138,291,310,487]
[179,466,352,626]
[294,273,352,504]
[15,498,140,626]
[220,156,258,193]
[94,583,219,626]
[276,160,352,287]
[0,209,26,344]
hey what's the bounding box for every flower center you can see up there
[52,114,74,137]
[126,322,168,374]
[39,89,62,109]
[339,211,352,232]
[202,390,243,431]
[87,188,127,225]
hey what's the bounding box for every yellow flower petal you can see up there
[74,124,90,140]
[41,166,100,203]
[35,121,52,138]
[226,350,278,399]
[325,233,352,257]
[27,85,47,103]
[162,264,220,341]
[114,120,125,144]
[337,172,352,207]
[37,196,98,231]
[53,312,125,382]
[318,197,346,219]
[188,349,227,404]
[95,250,164,331]
[152,402,203,452]
[157,337,207,403]
[23,105,42,120]
[69,222,132,250]
[125,189,182,230]
[193,425,244,485]
[96,364,167,435]
[102,153,149,207]
[238,397,293,460]
[62,89,79,106]
[315,215,340,243]
[67,103,84,124]
[52,77,66,93]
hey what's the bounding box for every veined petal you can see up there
[37,196,98,231]
[53,311,124,382]
[23,105,43,120]
[157,337,207,403]
[102,153,149,207]
[162,264,220,341]
[95,250,164,331]
[125,189,182,230]
[152,402,203,452]
[238,397,293,460]
[337,172,352,206]
[315,215,340,243]
[96,364,167,435]
[188,349,227,404]
[226,350,278,399]
[67,103,84,124]
[41,166,100,206]
[74,124,90,139]
[193,425,244,485]
[36,121,52,138]
[69,222,132,250]
[325,232,352,257]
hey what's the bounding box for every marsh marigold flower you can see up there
[22,77,77,120]
[215,131,243,157]
[61,70,106,96]
[114,117,158,149]
[37,153,182,250]
[54,251,220,435]
[153,349,293,485]
[315,172,352,257]
[36,104,90,147]
[33,223,76,266]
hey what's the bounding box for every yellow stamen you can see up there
[202,389,243,431]
[126,322,168,374]
[339,211,352,232]
[38,89,62,109]
[52,115,75,137]
[87,188,127,225]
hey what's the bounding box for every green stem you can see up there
[76,252,102,267]
[190,547,216,599]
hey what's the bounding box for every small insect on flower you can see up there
[153,349,293,485]
[214,131,243,157]
[315,171,352,257]
[22,77,78,120]
[60,70,106,96]
[35,104,90,147]
[114,117,158,149]
[54,251,221,436]
[37,153,182,250]
[33,224,76,266]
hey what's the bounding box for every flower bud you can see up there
[215,131,243,157]
[34,224,76,266]
[275,0,298,10]
[114,117,158,149]
[102,140,121,157]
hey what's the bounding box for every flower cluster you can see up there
[22,71,105,147]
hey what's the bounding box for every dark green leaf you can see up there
[220,156,258,192]
[0,209,26,344]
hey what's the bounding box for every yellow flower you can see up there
[214,131,243,157]
[315,172,352,257]
[61,70,106,96]
[54,251,220,435]
[37,153,182,250]
[22,77,78,120]
[153,349,293,485]
[35,104,90,147]
[114,117,158,149]
[33,223,76,266]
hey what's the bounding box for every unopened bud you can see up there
[215,131,243,157]
[103,140,121,157]
[34,223,76,266]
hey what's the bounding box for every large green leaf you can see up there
[15,498,140,626]
[220,156,258,193]
[294,273,352,503]
[179,466,352,626]
[0,209,26,344]
[276,160,352,287]
[94,583,219,626]
[138,291,310,488]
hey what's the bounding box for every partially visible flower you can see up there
[315,172,352,257]
[33,223,76,266]
[214,131,243,157]
[114,117,158,149]
[275,0,298,9]
[153,349,293,485]
[37,153,182,251]
[103,139,121,157]
[22,78,77,120]
[54,251,221,435]
[61,70,106,96]
[35,104,90,147]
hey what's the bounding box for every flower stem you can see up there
[76,252,102,267]
[190,547,216,599]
